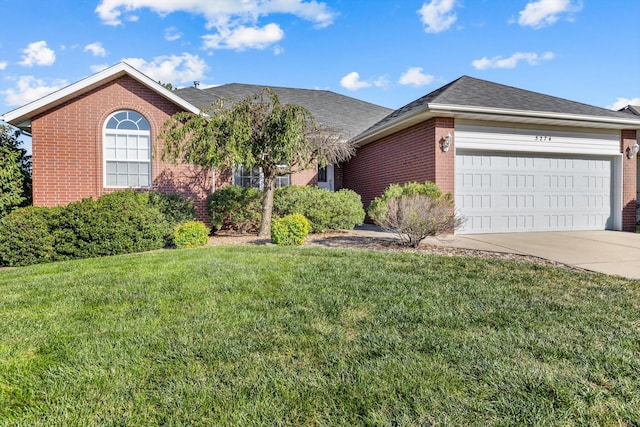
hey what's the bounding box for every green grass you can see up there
[0,246,639,425]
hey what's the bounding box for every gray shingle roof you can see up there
[620,105,640,116]
[174,84,392,139]
[362,75,637,137]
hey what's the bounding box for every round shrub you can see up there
[207,185,262,233]
[271,213,310,246]
[49,190,170,260]
[273,186,364,233]
[0,207,54,266]
[173,221,210,249]
[368,181,462,247]
[368,181,444,223]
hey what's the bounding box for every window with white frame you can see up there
[103,110,151,188]
[233,164,290,189]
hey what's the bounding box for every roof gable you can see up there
[1,62,200,130]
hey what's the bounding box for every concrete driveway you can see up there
[427,231,640,279]
[353,226,640,279]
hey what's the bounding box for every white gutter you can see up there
[428,103,640,127]
[354,102,640,147]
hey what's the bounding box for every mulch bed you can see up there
[207,231,584,271]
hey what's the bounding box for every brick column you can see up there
[621,129,637,232]
[433,117,455,196]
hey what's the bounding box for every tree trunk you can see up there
[258,171,277,237]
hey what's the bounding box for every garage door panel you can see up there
[456,151,613,234]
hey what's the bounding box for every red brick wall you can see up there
[31,75,213,220]
[31,75,340,224]
[342,117,455,209]
[291,168,317,186]
[621,129,637,231]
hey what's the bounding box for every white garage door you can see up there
[455,151,614,234]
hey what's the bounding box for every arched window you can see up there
[103,110,151,188]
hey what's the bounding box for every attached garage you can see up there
[345,76,640,234]
[454,121,622,234]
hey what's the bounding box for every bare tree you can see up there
[371,194,464,247]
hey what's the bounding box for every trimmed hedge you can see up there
[274,186,365,233]
[145,191,196,227]
[48,190,170,261]
[0,207,54,266]
[173,221,210,248]
[206,185,365,234]
[271,213,310,246]
[0,190,175,266]
[206,185,263,233]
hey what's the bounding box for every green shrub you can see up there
[273,186,364,233]
[271,213,310,246]
[146,191,196,226]
[173,221,210,248]
[49,190,170,261]
[368,181,444,223]
[368,181,463,247]
[0,207,54,266]
[207,185,262,233]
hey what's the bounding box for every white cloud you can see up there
[0,61,7,70]
[121,53,208,85]
[472,51,555,70]
[202,23,284,50]
[95,0,336,51]
[518,0,583,29]
[90,63,110,73]
[418,0,458,34]
[607,97,640,111]
[340,72,371,91]
[19,41,56,67]
[399,67,435,87]
[84,42,107,57]
[372,75,389,88]
[2,76,67,106]
[164,26,183,41]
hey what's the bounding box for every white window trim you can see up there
[232,165,290,190]
[103,111,152,189]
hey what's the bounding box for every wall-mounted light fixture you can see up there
[441,132,452,152]
[627,142,639,159]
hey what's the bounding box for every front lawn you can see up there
[0,246,638,425]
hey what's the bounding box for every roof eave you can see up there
[1,62,201,129]
[353,103,640,147]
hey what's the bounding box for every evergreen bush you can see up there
[173,221,210,248]
[0,207,54,266]
[49,190,169,261]
[271,213,310,246]
[146,191,196,227]
[207,185,262,233]
[273,186,364,233]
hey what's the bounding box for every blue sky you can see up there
[0,0,639,123]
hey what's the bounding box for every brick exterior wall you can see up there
[342,117,455,210]
[343,118,636,233]
[30,75,319,222]
[621,129,637,231]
